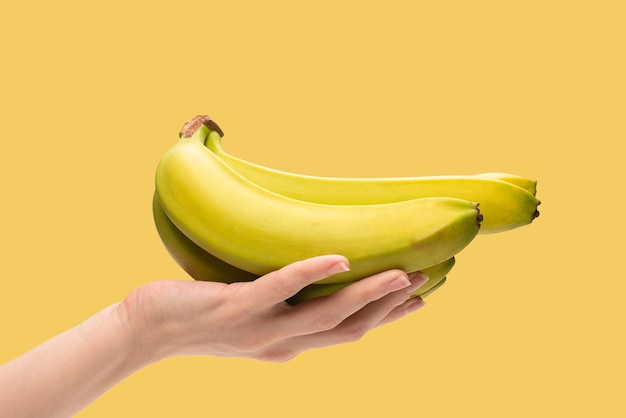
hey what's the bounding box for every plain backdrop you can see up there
[1,1,624,417]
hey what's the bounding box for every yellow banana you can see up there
[155,188,453,301]
[156,185,454,297]
[152,191,258,283]
[155,116,482,284]
[288,257,455,304]
[205,130,539,234]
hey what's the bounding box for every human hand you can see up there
[0,255,429,417]
[118,255,428,364]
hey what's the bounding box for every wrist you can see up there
[115,283,191,366]
[114,294,168,368]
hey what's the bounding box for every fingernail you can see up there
[327,260,350,275]
[386,275,411,293]
[408,271,429,288]
[405,297,426,313]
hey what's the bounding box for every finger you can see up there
[241,254,351,310]
[323,272,427,337]
[276,270,426,339]
[373,296,426,329]
[290,273,428,347]
[275,272,428,351]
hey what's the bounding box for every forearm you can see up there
[0,302,149,418]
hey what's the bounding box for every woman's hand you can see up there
[119,255,428,364]
[0,254,428,418]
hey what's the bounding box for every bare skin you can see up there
[0,255,428,418]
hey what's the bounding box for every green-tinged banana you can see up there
[153,191,258,283]
[155,116,482,285]
[205,130,539,234]
[288,257,456,304]
[156,188,451,300]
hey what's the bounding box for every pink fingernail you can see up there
[386,275,411,293]
[408,272,429,288]
[327,261,350,275]
[405,297,426,312]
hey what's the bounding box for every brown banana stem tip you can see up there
[179,115,224,138]
[533,200,541,220]
[474,203,483,227]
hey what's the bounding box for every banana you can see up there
[155,188,452,301]
[153,191,258,283]
[155,116,482,284]
[156,185,454,298]
[288,257,456,304]
[156,185,452,299]
[205,131,539,234]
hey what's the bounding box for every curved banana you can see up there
[155,116,482,284]
[156,188,454,301]
[153,191,258,283]
[205,132,539,234]
[288,257,455,304]
[156,188,456,300]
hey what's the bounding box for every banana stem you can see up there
[179,115,224,138]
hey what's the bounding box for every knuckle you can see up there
[340,324,369,343]
[271,277,298,301]
[354,286,378,306]
[384,295,406,312]
[237,333,272,352]
[312,314,343,333]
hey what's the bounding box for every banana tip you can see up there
[475,204,483,227]
[532,200,541,220]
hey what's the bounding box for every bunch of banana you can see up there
[154,115,540,303]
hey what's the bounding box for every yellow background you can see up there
[1,1,624,417]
